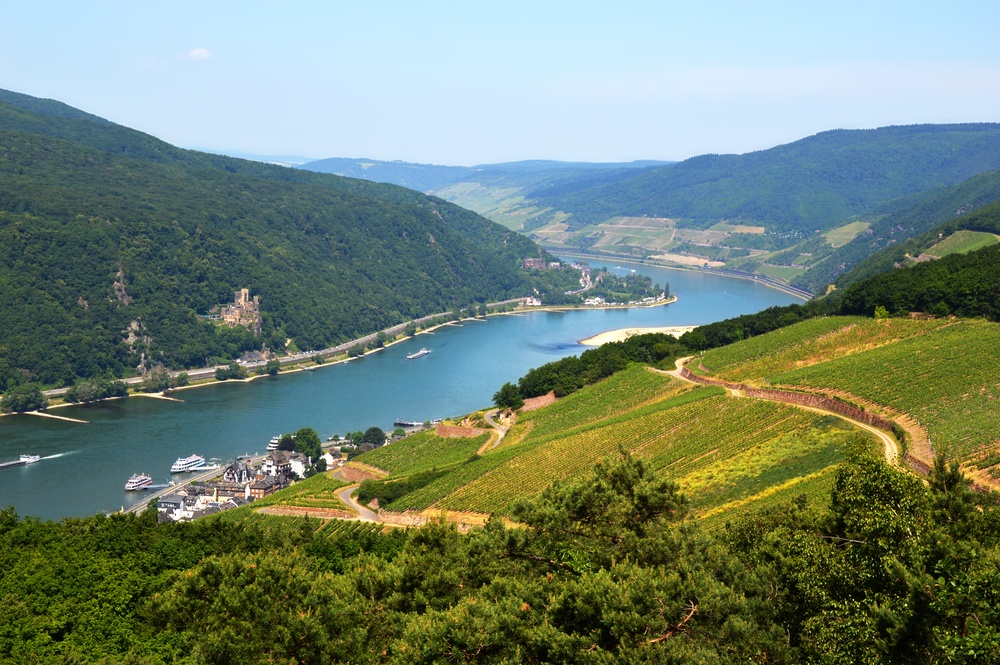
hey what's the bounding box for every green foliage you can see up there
[64,377,128,403]
[356,469,450,508]
[0,382,47,413]
[517,332,686,398]
[264,359,280,375]
[293,427,322,461]
[0,91,555,388]
[214,362,248,381]
[362,426,387,447]
[140,366,172,393]
[492,382,524,410]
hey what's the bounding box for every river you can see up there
[0,258,801,520]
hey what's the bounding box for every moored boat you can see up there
[170,454,206,473]
[125,473,154,491]
[267,435,281,451]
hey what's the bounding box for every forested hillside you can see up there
[529,124,1000,232]
[0,90,551,389]
[793,167,1000,292]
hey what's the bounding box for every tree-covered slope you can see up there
[529,124,1000,232]
[792,166,1000,292]
[0,90,546,388]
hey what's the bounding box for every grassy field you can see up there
[823,221,870,248]
[925,229,999,258]
[355,429,489,476]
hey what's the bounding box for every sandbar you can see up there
[579,325,697,346]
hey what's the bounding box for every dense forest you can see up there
[2,448,998,663]
[528,124,1000,232]
[0,90,563,389]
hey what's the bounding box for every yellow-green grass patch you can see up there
[823,221,870,248]
[925,230,999,258]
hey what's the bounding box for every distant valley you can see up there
[300,124,1000,296]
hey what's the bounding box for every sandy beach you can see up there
[579,325,697,346]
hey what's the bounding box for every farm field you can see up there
[356,429,489,476]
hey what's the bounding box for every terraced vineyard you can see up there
[248,472,349,511]
[356,430,489,476]
[516,365,689,440]
[437,391,867,515]
[771,319,1000,458]
[699,316,950,382]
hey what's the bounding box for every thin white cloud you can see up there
[184,47,213,61]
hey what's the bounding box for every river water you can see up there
[0,258,800,520]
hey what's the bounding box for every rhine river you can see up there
[0,258,801,520]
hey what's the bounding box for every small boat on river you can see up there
[406,348,431,360]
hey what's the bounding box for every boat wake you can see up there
[41,451,78,460]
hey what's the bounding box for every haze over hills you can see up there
[0,89,556,388]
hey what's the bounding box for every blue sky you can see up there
[2,1,998,164]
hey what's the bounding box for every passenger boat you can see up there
[406,347,431,360]
[170,454,206,473]
[267,435,281,451]
[124,473,154,491]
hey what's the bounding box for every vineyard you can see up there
[246,472,349,511]
[771,318,1000,459]
[355,430,490,476]
[435,390,873,517]
[517,364,689,440]
[699,316,950,382]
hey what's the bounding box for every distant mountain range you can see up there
[298,124,1000,295]
[0,89,553,388]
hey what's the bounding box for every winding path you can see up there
[665,357,900,465]
[483,409,508,450]
[332,468,379,522]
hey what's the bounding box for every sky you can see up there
[2,1,999,165]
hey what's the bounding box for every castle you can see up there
[213,288,262,335]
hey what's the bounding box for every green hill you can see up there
[0,90,552,388]
[530,124,1000,233]
[792,166,1000,292]
[355,364,877,520]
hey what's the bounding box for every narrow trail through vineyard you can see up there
[663,357,902,466]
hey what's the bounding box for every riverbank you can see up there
[554,250,813,301]
[578,325,698,346]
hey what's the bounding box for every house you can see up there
[248,475,285,500]
[288,452,310,479]
[261,450,292,477]
[222,460,254,484]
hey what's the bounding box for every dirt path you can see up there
[666,357,900,465]
[483,409,508,451]
[332,468,378,522]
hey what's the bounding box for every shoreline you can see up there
[554,250,813,301]
[578,325,698,346]
[17,293,681,414]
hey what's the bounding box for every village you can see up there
[154,446,345,523]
